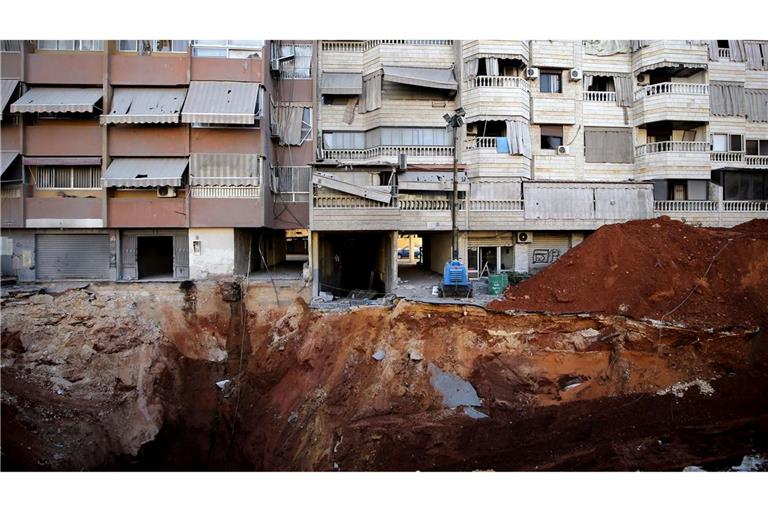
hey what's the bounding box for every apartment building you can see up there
[0,39,315,281]
[310,40,768,297]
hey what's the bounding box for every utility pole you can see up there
[444,107,465,261]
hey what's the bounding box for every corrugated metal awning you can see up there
[103,158,188,188]
[1,79,19,119]
[1,151,20,181]
[181,81,261,125]
[320,73,363,95]
[23,156,102,166]
[11,87,103,114]
[383,66,457,91]
[634,61,707,75]
[190,153,261,186]
[101,88,187,125]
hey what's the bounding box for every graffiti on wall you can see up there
[532,248,561,266]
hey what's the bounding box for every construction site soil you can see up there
[2,219,767,471]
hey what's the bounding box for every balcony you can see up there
[467,199,525,230]
[631,40,708,75]
[463,137,531,179]
[632,82,709,126]
[711,152,768,169]
[398,197,455,231]
[320,146,453,165]
[582,91,630,127]
[312,194,400,231]
[321,40,454,73]
[654,200,768,227]
[463,76,530,122]
[634,141,711,180]
[462,40,529,64]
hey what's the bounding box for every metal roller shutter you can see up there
[529,233,570,273]
[36,234,110,280]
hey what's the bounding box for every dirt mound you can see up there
[488,217,768,328]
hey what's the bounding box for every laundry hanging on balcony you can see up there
[710,82,746,117]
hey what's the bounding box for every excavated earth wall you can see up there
[2,281,767,471]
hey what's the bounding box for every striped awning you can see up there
[383,66,457,91]
[1,79,19,119]
[634,61,707,75]
[101,88,187,125]
[190,153,261,186]
[103,158,188,188]
[11,87,103,114]
[181,81,261,125]
[320,73,363,95]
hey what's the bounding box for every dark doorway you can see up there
[319,232,389,298]
[137,236,174,279]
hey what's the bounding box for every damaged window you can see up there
[279,43,312,79]
[300,107,312,144]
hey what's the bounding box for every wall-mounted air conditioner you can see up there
[569,69,583,81]
[557,145,570,155]
[526,67,539,80]
[157,186,177,198]
[516,231,533,244]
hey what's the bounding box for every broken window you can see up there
[279,43,312,79]
[192,40,263,59]
[539,71,562,93]
[300,107,312,144]
[540,125,564,150]
[34,166,101,190]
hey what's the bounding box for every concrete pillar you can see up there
[188,228,236,280]
[570,232,585,247]
[408,235,415,263]
[388,230,398,293]
[514,244,529,273]
[311,230,320,296]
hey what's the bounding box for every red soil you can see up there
[488,217,768,329]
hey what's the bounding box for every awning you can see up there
[1,79,19,119]
[11,87,103,114]
[181,81,261,124]
[383,66,457,91]
[1,151,21,182]
[103,158,188,188]
[634,61,707,75]
[190,153,261,186]
[101,88,187,125]
[320,73,363,95]
[22,156,102,166]
[312,172,392,203]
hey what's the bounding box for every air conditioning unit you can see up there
[157,186,177,198]
[569,68,583,81]
[636,73,649,85]
[525,67,539,80]
[557,145,570,155]
[516,231,533,244]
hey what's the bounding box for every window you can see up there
[540,125,564,150]
[35,167,101,190]
[746,139,768,156]
[118,40,188,53]
[712,133,744,152]
[37,40,103,51]
[300,107,312,144]
[586,75,615,92]
[279,44,312,79]
[723,171,767,200]
[192,40,263,59]
[539,71,562,93]
[1,40,21,52]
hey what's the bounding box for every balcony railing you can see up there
[583,90,617,102]
[465,137,499,150]
[321,40,453,52]
[469,199,524,211]
[718,47,731,59]
[634,82,709,101]
[654,200,768,213]
[190,186,260,198]
[465,76,529,91]
[321,146,454,160]
[314,195,394,208]
[398,198,452,211]
[635,141,709,157]
[710,152,768,168]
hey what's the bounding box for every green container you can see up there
[487,273,508,295]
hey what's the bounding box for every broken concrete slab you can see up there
[372,350,386,361]
[428,363,481,408]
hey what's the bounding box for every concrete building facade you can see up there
[2,40,767,294]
